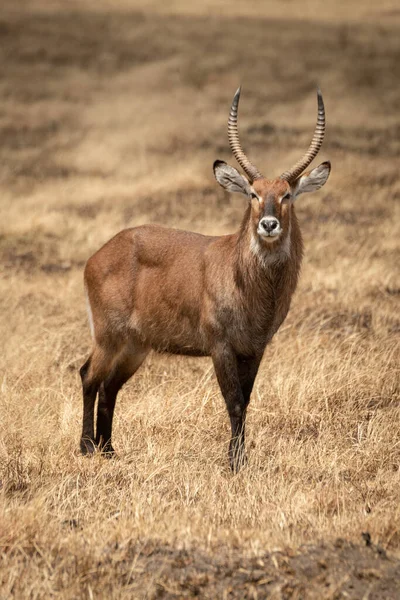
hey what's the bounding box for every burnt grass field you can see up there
[0,1,399,598]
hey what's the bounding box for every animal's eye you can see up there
[281,193,291,203]
[250,192,259,200]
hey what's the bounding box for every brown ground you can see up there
[0,1,399,598]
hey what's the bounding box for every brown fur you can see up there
[80,175,304,470]
[79,97,332,471]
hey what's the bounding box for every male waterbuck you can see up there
[80,88,331,471]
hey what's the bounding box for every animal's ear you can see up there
[292,161,331,198]
[213,160,253,197]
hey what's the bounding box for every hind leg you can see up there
[96,346,149,455]
[79,345,115,455]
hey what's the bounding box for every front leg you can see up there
[237,354,262,406]
[212,346,259,472]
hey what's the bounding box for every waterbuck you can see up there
[80,87,331,471]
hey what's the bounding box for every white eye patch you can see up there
[250,191,261,201]
[280,193,292,204]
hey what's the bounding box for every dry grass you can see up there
[0,0,399,597]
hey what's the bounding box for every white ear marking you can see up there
[213,160,252,197]
[292,161,331,199]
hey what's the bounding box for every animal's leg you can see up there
[96,347,149,455]
[212,345,248,473]
[235,355,262,463]
[79,346,113,455]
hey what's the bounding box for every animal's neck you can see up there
[230,205,303,341]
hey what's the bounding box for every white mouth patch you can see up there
[257,227,282,238]
[251,222,291,267]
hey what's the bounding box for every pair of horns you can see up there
[228,87,326,183]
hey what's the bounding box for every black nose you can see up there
[261,218,279,233]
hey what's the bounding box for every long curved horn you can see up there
[228,87,264,182]
[280,88,326,182]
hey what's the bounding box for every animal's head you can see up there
[214,87,331,245]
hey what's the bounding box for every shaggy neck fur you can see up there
[232,204,303,309]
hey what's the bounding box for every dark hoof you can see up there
[80,438,97,455]
[101,445,116,458]
[96,437,116,457]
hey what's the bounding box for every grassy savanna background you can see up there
[1,0,399,597]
